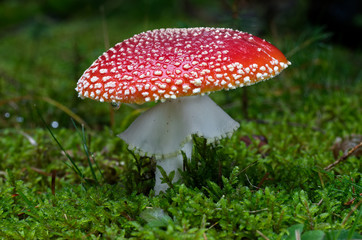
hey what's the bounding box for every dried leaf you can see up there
[332,134,362,159]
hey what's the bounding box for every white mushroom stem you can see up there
[154,140,193,194]
[118,95,240,194]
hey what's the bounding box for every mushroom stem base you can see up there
[154,140,192,195]
[118,95,240,195]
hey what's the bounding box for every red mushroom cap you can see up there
[76,27,290,104]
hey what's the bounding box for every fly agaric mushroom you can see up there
[76,27,290,194]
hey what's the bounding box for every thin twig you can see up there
[245,174,259,189]
[244,208,268,213]
[256,230,270,240]
[342,199,362,226]
[51,170,56,196]
[295,229,301,240]
[324,142,362,171]
[203,232,208,240]
[257,172,270,189]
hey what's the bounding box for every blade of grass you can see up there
[71,118,102,183]
[82,123,104,181]
[286,28,332,58]
[34,105,87,183]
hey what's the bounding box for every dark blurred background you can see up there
[1,0,361,47]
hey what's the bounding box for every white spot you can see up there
[207,76,215,82]
[102,76,112,82]
[271,60,279,65]
[153,94,159,100]
[51,121,59,128]
[227,65,234,71]
[158,83,167,89]
[105,81,116,88]
[129,87,136,94]
[83,81,90,88]
[236,69,244,75]
[154,70,163,76]
[183,64,191,70]
[90,76,99,83]
[233,74,242,80]
[280,62,287,68]
[83,72,90,79]
[91,66,99,73]
[137,85,143,91]
[192,88,201,94]
[182,84,191,92]
[193,77,203,86]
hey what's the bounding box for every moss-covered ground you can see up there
[0,1,361,239]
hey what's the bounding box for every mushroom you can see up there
[76,27,290,194]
